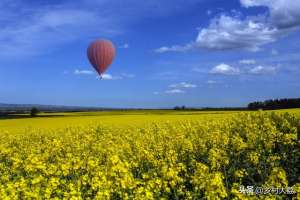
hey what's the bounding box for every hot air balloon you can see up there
[87,39,116,78]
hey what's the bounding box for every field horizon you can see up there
[0,109,299,199]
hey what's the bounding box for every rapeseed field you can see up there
[0,110,299,199]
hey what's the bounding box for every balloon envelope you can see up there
[87,39,116,76]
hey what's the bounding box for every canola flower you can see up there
[0,111,299,199]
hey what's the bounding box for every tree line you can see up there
[248,98,300,110]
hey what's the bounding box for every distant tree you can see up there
[174,106,186,110]
[248,98,300,110]
[174,106,180,110]
[30,107,40,117]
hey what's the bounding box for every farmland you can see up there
[0,110,241,133]
[0,109,299,199]
[1,109,299,133]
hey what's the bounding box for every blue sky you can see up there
[0,0,299,108]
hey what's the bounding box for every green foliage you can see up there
[30,107,40,117]
[248,98,300,110]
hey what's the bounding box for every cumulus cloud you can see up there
[196,15,281,51]
[165,89,185,94]
[157,15,282,52]
[249,65,277,74]
[210,63,240,75]
[240,0,300,29]
[156,0,300,52]
[169,82,197,88]
[239,59,256,64]
[74,69,94,75]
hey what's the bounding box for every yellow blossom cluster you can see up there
[0,111,299,199]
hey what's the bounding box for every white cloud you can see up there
[239,59,256,64]
[0,6,120,57]
[196,15,281,51]
[169,82,197,88]
[96,73,135,80]
[99,74,122,80]
[165,89,185,94]
[157,15,281,52]
[249,65,277,74]
[0,0,204,58]
[156,81,197,95]
[210,63,240,75]
[240,0,300,29]
[207,10,212,15]
[156,0,300,53]
[74,69,94,75]
[119,43,129,49]
[197,0,300,51]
